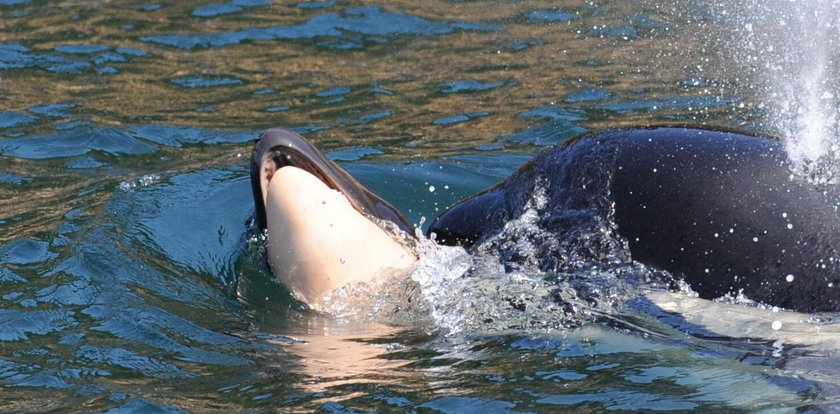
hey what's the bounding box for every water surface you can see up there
[1,0,839,412]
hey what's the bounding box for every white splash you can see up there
[735,0,840,181]
[410,226,474,335]
[118,174,161,191]
[777,3,839,182]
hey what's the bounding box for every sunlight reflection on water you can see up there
[0,0,839,411]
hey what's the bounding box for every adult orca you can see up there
[429,126,840,313]
[250,129,416,304]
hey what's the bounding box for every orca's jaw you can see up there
[250,128,415,235]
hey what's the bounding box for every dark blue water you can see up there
[1,0,838,412]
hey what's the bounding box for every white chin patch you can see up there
[264,166,416,305]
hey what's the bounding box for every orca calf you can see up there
[250,129,416,304]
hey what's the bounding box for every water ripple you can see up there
[140,7,502,49]
[0,268,25,283]
[0,43,149,75]
[0,111,36,129]
[129,125,256,146]
[502,119,587,146]
[120,168,251,280]
[0,309,77,341]
[317,86,351,97]
[298,1,335,9]
[192,0,269,18]
[0,239,54,265]
[564,86,614,103]
[439,79,511,94]
[587,25,638,40]
[518,106,586,122]
[419,397,519,413]
[525,9,581,23]
[537,390,699,411]
[433,111,492,125]
[54,45,110,55]
[96,398,182,414]
[77,345,193,379]
[170,75,245,88]
[597,95,737,114]
[28,103,74,118]
[0,172,29,185]
[326,146,383,162]
[0,128,156,159]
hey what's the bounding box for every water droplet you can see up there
[786,274,794,282]
[782,212,788,218]
[339,258,346,264]
[786,223,793,229]
[771,320,782,330]
[429,185,436,192]
[752,237,759,242]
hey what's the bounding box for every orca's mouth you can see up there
[249,129,414,236]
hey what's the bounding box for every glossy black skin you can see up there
[430,126,840,313]
[250,128,413,234]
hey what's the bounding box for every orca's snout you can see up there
[249,129,414,235]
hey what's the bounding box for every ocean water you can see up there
[2,0,840,412]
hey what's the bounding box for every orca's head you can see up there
[250,128,413,235]
[249,129,416,303]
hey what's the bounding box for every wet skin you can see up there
[250,129,416,304]
[251,126,840,313]
[430,126,840,313]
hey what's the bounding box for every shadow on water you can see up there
[1,0,840,411]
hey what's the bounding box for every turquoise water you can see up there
[1,0,839,412]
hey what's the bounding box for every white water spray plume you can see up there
[729,0,840,182]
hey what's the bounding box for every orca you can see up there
[430,126,840,313]
[250,129,416,304]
